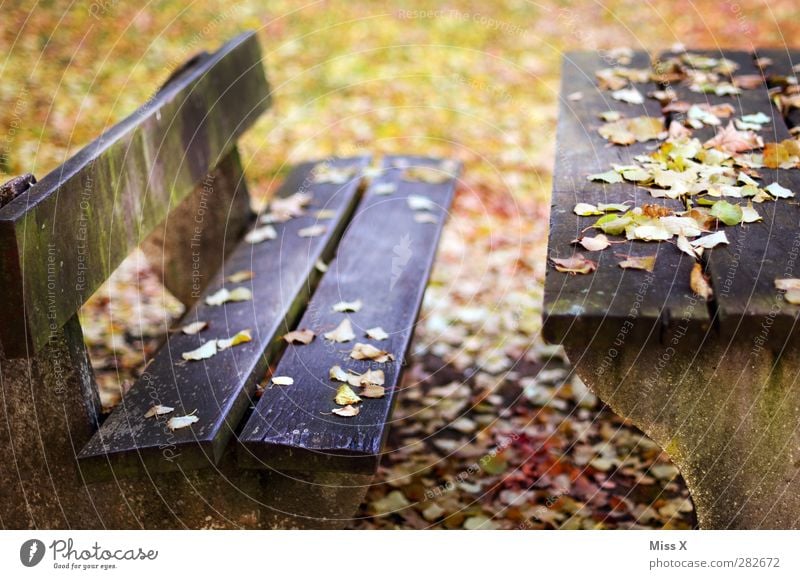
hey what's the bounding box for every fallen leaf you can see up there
[691,231,729,249]
[598,116,664,145]
[408,195,437,211]
[764,182,795,199]
[315,209,337,219]
[181,321,208,335]
[572,234,611,252]
[331,404,360,417]
[313,164,358,184]
[144,405,174,418]
[361,384,386,398]
[373,182,397,195]
[611,87,644,104]
[324,319,356,342]
[690,263,713,300]
[272,376,294,386]
[329,365,350,382]
[335,384,362,405]
[167,413,199,431]
[315,260,329,272]
[775,279,800,304]
[741,203,762,223]
[414,213,439,224]
[226,270,255,283]
[403,166,450,184]
[709,200,743,226]
[619,255,657,272]
[333,299,363,313]
[182,340,218,361]
[352,369,385,387]
[270,191,313,219]
[598,110,622,122]
[676,235,701,259]
[567,91,583,101]
[574,202,604,216]
[283,328,315,344]
[217,329,252,350]
[366,326,389,340]
[551,254,597,275]
[205,287,252,306]
[245,225,278,244]
[298,224,327,238]
[350,343,395,363]
[587,170,623,184]
[703,121,762,153]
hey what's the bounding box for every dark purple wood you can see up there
[238,155,461,474]
[77,157,370,481]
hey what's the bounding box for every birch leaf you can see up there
[315,260,329,273]
[283,329,315,344]
[619,255,657,272]
[373,182,397,195]
[572,234,610,252]
[403,166,449,184]
[587,170,623,184]
[408,195,436,211]
[144,405,174,418]
[691,231,729,249]
[324,319,356,342]
[361,384,386,399]
[350,343,395,363]
[331,404,360,417]
[181,321,208,335]
[764,182,795,199]
[182,340,218,361]
[245,225,277,244]
[741,203,762,223]
[167,414,199,431]
[366,327,389,340]
[414,213,438,224]
[677,235,701,259]
[574,202,603,216]
[298,224,327,238]
[272,376,294,386]
[329,365,350,382]
[217,329,252,350]
[611,87,644,104]
[690,263,713,300]
[333,299,362,313]
[335,384,362,405]
[226,270,255,283]
[551,254,597,275]
[205,287,252,306]
[709,200,743,226]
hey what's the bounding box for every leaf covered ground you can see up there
[3,0,799,529]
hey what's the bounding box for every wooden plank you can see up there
[663,50,800,345]
[754,49,800,131]
[544,52,710,348]
[0,31,270,357]
[77,157,370,481]
[238,155,460,474]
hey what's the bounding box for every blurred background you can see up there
[2,0,798,529]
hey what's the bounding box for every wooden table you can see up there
[545,49,800,529]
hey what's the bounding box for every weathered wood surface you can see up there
[141,146,253,306]
[0,31,269,357]
[77,157,370,481]
[662,50,800,346]
[544,51,709,348]
[238,155,460,474]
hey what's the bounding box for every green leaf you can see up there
[594,213,632,235]
[709,200,743,226]
[587,170,623,184]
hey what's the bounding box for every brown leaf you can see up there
[324,319,356,342]
[331,404,360,417]
[703,121,763,153]
[618,255,657,272]
[551,254,597,275]
[283,328,315,344]
[350,343,395,363]
[690,263,713,300]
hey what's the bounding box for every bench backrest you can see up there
[0,31,269,358]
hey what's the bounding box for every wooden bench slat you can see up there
[77,157,371,481]
[544,52,710,347]
[755,49,800,131]
[0,31,269,357]
[662,50,800,344]
[237,155,460,474]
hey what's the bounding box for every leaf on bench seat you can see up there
[335,384,361,406]
[205,287,252,306]
[283,329,315,344]
[324,319,355,342]
[350,343,394,363]
[331,405,360,417]
[332,299,362,313]
[180,321,208,335]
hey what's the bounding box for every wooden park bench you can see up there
[545,48,800,529]
[0,31,459,529]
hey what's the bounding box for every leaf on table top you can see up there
[298,224,327,238]
[333,299,362,313]
[709,200,743,226]
[335,384,362,405]
[690,263,713,300]
[611,87,644,104]
[350,342,395,363]
[245,224,278,244]
[217,329,252,350]
[587,170,623,184]
[764,182,795,199]
[551,254,597,275]
[329,365,350,382]
[182,340,218,361]
[271,376,294,386]
[167,413,199,431]
[703,122,762,154]
[366,326,389,340]
[741,203,762,223]
[618,255,657,272]
[283,328,315,344]
[691,231,729,249]
[324,318,356,342]
[205,287,252,306]
[572,234,611,252]
[598,116,665,145]
[573,202,604,216]
[361,384,386,399]
[408,195,437,211]
[144,405,174,418]
[181,321,208,335]
[226,270,255,283]
[331,404,360,417]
